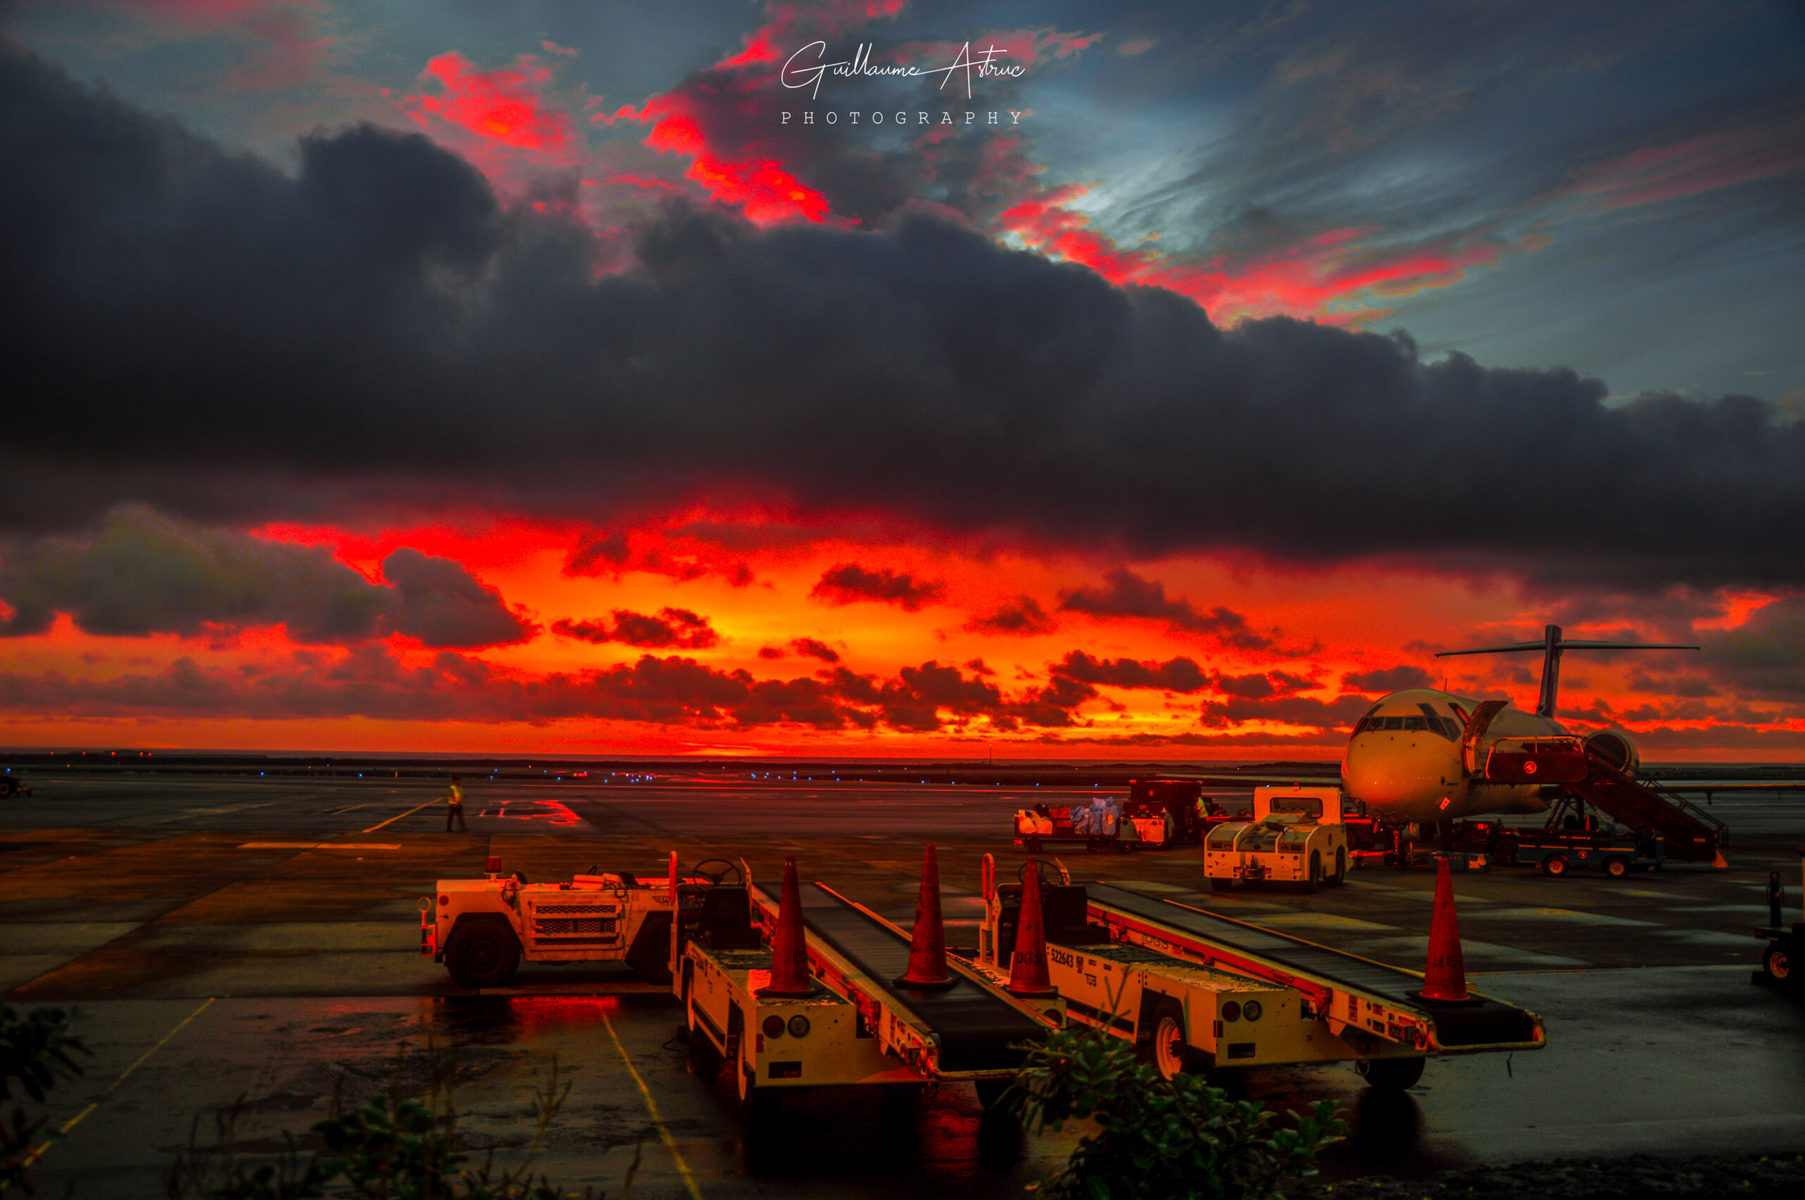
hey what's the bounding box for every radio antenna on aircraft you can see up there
[1435,624,1698,719]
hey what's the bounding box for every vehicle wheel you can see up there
[1604,856,1630,878]
[1356,1056,1425,1091]
[1306,851,1322,893]
[443,917,521,988]
[737,1058,780,1123]
[1765,942,1792,983]
[1138,1001,1190,1082]
[1490,835,1519,867]
[1330,847,1348,886]
[1542,854,1570,878]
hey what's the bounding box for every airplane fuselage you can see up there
[1340,688,1563,823]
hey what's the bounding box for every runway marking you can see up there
[362,799,442,833]
[237,842,402,850]
[601,1009,703,1200]
[26,996,217,1166]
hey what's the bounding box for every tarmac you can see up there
[2,767,1802,1198]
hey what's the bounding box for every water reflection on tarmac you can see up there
[1,769,1803,1197]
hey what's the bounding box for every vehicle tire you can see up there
[1306,851,1322,893]
[1356,1056,1425,1091]
[1764,942,1791,983]
[1330,847,1348,886]
[1604,856,1630,878]
[737,1057,781,1124]
[1138,1001,1190,1082]
[1542,854,1570,878]
[1490,835,1519,867]
[443,917,521,988]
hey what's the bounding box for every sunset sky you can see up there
[3,0,1804,761]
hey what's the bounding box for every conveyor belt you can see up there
[797,883,1046,1072]
[1085,883,1540,1049]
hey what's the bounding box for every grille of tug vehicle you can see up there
[530,904,620,941]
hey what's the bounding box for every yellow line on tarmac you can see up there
[26,996,217,1166]
[602,1010,704,1200]
[363,799,440,834]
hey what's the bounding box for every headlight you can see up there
[787,1015,810,1038]
[762,1015,785,1038]
[1243,1000,1263,1022]
[1222,1001,1241,1022]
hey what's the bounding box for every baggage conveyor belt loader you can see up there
[672,849,1062,1114]
[970,854,1544,1090]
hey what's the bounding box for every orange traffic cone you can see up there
[666,849,679,901]
[757,855,818,998]
[895,844,956,990]
[1008,857,1056,997]
[1413,855,1475,1004]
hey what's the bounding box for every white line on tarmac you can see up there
[25,996,218,1167]
[602,1010,704,1200]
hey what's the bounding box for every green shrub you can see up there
[1010,1023,1345,1200]
[1,1004,91,1196]
[166,1057,621,1200]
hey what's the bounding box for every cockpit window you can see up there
[1353,713,1460,739]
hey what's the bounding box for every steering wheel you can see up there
[512,870,529,885]
[1017,858,1070,885]
[689,858,743,887]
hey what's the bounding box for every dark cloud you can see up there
[6,46,1805,592]
[790,636,841,663]
[381,548,538,648]
[552,607,720,649]
[1058,569,1272,650]
[1700,597,1805,698]
[0,506,531,648]
[810,563,946,610]
[1342,665,1434,693]
[0,645,1091,734]
[1051,650,1207,693]
[1210,670,1318,701]
[1200,693,1372,731]
[965,594,1056,636]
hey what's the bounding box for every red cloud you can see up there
[1000,188,1498,325]
[410,52,571,153]
[1569,116,1805,210]
[608,91,833,226]
[601,0,908,226]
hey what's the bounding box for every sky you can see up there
[2,0,1804,762]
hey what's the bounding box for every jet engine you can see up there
[1583,727,1640,774]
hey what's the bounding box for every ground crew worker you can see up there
[445,776,467,833]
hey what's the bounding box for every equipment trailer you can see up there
[973,856,1543,1089]
[1752,848,1804,991]
[675,852,1061,1112]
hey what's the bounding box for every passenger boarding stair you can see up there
[1567,746,1729,865]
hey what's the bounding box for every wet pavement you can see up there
[2,769,1802,1197]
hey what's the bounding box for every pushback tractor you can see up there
[421,855,683,988]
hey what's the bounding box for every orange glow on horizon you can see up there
[6,512,1800,761]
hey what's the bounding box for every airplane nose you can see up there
[1342,735,1445,808]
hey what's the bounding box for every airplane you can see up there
[1338,624,1698,827]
